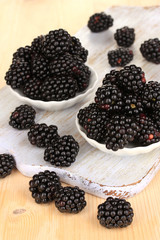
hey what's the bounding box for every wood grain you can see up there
[0,0,160,240]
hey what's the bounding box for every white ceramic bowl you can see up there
[8,66,98,111]
[76,101,160,156]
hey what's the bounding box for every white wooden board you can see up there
[1,6,160,199]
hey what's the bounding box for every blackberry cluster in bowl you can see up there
[78,65,160,151]
[5,29,91,101]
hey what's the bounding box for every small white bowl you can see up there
[76,101,160,156]
[8,66,98,111]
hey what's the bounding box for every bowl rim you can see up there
[8,65,98,106]
[76,101,160,156]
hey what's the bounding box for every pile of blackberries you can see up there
[5,29,90,101]
[78,64,160,151]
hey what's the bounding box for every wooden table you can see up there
[0,0,160,239]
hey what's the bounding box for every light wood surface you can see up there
[0,0,160,240]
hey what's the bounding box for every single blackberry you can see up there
[105,115,140,151]
[108,48,133,67]
[75,64,91,92]
[118,65,146,94]
[44,135,79,167]
[55,186,86,213]
[9,104,36,130]
[31,35,45,54]
[102,70,119,86]
[142,81,160,110]
[114,27,135,47]
[29,170,61,204]
[40,76,78,101]
[78,103,110,143]
[69,36,88,62]
[95,85,123,112]
[136,114,160,146]
[32,55,50,80]
[13,46,32,63]
[123,94,144,115]
[88,12,113,32]
[97,197,134,228]
[42,29,72,58]
[28,123,60,148]
[23,78,42,100]
[152,110,160,128]
[0,154,16,178]
[5,59,31,89]
[140,38,160,64]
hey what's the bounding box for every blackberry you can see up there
[28,123,60,148]
[5,59,31,89]
[114,27,135,47]
[123,94,144,115]
[9,104,36,130]
[118,65,146,94]
[140,38,160,64]
[32,55,50,80]
[142,81,160,110]
[76,64,91,92]
[40,76,78,101]
[102,70,119,86]
[31,35,45,54]
[78,103,110,143]
[88,12,113,32]
[23,78,42,100]
[136,114,160,146]
[105,115,140,151]
[42,29,72,58]
[44,135,79,167]
[97,197,134,228]
[13,46,32,63]
[152,110,160,128]
[0,154,16,178]
[29,170,61,204]
[95,85,123,112]
[69,36,88,62]
[108,48,133,67]
[55,186,86,213]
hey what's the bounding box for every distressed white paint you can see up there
[0,6,160,199]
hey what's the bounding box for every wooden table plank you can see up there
[0,0,160,239]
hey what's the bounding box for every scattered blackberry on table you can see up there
[0,154,16,178]
[42,29,72,58]
[114,27,135,47]
[28,123,60,148]
[123,94,144,116]
[105,115,140,151]
[32,55,50,80]
[13,46,32,63]
[9,104,36,130]
[78,103,110,143]
[140,38,160,64]
[97,197,134,228]
[29,170,61,204]
[102,70,119,86]
[5,59,31,89]
[23,78,42,100]
[55,186,86,213]
[69,36,88,62]
[88,12,113,32]
[136,114,160,146]
[31,35,45,54]
[142,81,160,110]
[118,65,146,94]
[40,76,78,101]
[108,48,133,67]
[95,84,123,112]
[44,135,79,167]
